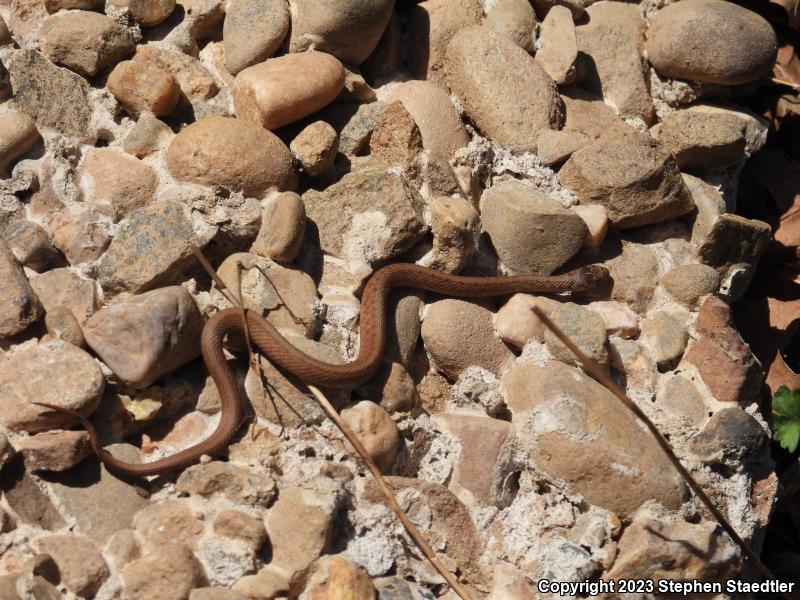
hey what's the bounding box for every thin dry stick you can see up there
[191,245,239,307]
[772,76,800,90]
[532,306,785,594]
[306,385,474,600]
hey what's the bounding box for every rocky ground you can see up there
[0,0,788,598]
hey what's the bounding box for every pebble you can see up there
[130,0,176,26]
[251,191,306,263]
[2,220,61,272]
[107,60,181,118]
[652,109,748,169]
[576,1,654,124]
[639,309,689,370]
[571,204,608,249]
[84,286,203,388]
[133,45,218,101]
[213,510,266,549]
[0,111,40,173]
[290,121,339,178]
[335,101,386,157]
[17,428,90,471]
[303,158,427,265]
[385,80,470,160]
[433,413,516,507]
[561,88,634,141]
[369,101,423,175]
[233,52,346,130]
[133,500,204,550]
[222,0,287,74]
[266,485,339,581]
[288,0,395,65]
[120,544,204,600]
[300,555,375,600]
[97,200,197,296]
[688,407,768,464]
[485,0,536,52]
[426,195,479,273]
[421,298,515,380]
[176,461,277,506]
[646,0,778,85]
[338,65,376,104]
[359,361,418,414]
[0,239,42,338]
[34,534,109,597]
[535,5,577,85]
[656,374,708,427]
[545,302,609,369]
[502,360,685,517]
[231,567,289,599]
[660,263,720,307]
[587,301,639,339]
[407,0,483,85]
[494,294,560,350]
[77,148,158,221]
[683,296,761,404]
[559,130,694,229]
[682,174,726,245]
[122,114,173,158]
[166,116,295,197]
[29,268,98,324]
[48,208,113,266]
[445,25,563,153]
[340,401,400,473]
[535,129,587,166]
[38,10,134,77]
[481,180,588,274]
[104,530,141,572]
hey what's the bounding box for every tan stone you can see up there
[48,208,112,266]
[587,300,639,339]
[561,88,634,140]
[251,192,306,263]
[16,429,90,471]
[369,101,423,175]
[233,52,345,130]
[107,60,180,118]
[0,111,40,172]
[536,5,577,85]
[231,566,289,600]
[425,195,479,273]
[2,220,61,272]
[176,461,277,506]
[290,121,339,178]
[572,204,608,249]
[639,309,690,369]
[545,302,609,368]
[535,128,588,166]
[660,263,720,307]
[0,239,42,337]
[653,109,747,169]
[133,500,204,550]
[34,535,108,597]
[133,44,218,101]
[29,268,98,324]
[213,510,266,548]
[130,0,176,26]
[495,294,561,349]
[122,114,173,158]
[166,117,295,197]
[485,0,536,51]
[300,555,374,600]
[120,544,204,600]
[223,0,288,75]
[340,401,399,473]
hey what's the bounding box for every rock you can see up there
[687,103,769,156]
[369,101,423,175]
[288,0,395,65]
[502,360,685,517]
[407,0,483,85]
[233,52,345,130]
[48,208,112,266]
[340,401,400,473]
[337,65,376,104]
[2,220,61,272]
[44,306,85,347]
[652,110,747,169]
[587,301,638,339]
[591,241,660,313]
[166,117,295,197]
[45,0,103,11]
[300,555,375,600]
[660,263,720,307]
[223,0,289,75]
[266,485,339,581]
[34,535,109,597]
[535,129,587,166]
[656,374,708,427]
[576,1,654,124]
[0,112,40,173]
[105,530,141,573]
[385,80,470,160]
[303,158,427,265]
[689,407,767,464]
[683,296,761,404]
[559,130,693,229]
[191,589,248,600]
[107,60,181,118]
[572,204,608,249]
[213,510,266,548]
[359,361,418,414]
[610,337,658,404]
[638,309,689,370]
[545,302,609,369]
[425,195,479,273]
[176,461,277,506]
[432,413,516,507]
[494,294,560,349]
[536,5,577,85]
[327,102,385,157]
[695,214,770,301]
[646,0,777,85]
[130,0,176,26]
[133,500,204,549]
[84,286,203,388]
[7,50,93,139]
[561,88,634,141]
[29,271,96,327]
[485,0,536,51]
[481,180,588,274]
[97,201,198,296]
[232,567,289,599]
[77,148,158,221]
[251,192,306,263]
[445,25,563,152]
[421,298,514,380]
[16,429,90,471]
[120,544,204,600]
[290,121,339,178]
[0,239,42,337]
[122,114,174,158]
[132,44,217,102]
[39,10,134,77]
[487,563,538,600]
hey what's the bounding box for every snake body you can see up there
[38,263,609,476]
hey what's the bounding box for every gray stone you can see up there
[689,407,768,464]
[544,302,609,369]
[224,0,289,74]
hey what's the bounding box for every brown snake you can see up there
[35,262,609,477]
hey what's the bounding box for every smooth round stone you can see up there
[340,401,400,473]
[0,111,40,173]
[129,0,176,27]
[660,263,720,307]
[233,51,345,130]
[287,0,395,65]
[485,0,536,51]
[289,121,339,178]
[165,116,295,197]
[646,0,777,85]
[223,0,289,75]
[107,60,180,118]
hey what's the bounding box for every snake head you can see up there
[573,265,611,290]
